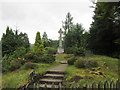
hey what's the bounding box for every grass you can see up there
[2,62,59,88]
[63,55,119,88]
[55,54,74,62]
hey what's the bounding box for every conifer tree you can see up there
[2,26,16,56]
[34,32,44,54]
[42,32,48,47]
[1,26,30,57]
[89,2,119,57]
[62,12,73,35]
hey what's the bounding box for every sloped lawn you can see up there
[63,55,119,88]
[2,62,59,88]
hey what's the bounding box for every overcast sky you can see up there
[0,0,95,44]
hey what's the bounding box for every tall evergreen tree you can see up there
[62,12,73,34]
[42,32,48,47]
[34,32,44,54]
[89,2,119,57]
[1,26,30,57]
[63,12,74,52]
[63,23,85,54]
[42,32,48,42]
[18,32,30,52]
[2,26,16,56]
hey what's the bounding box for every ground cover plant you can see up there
[2,62,59,88]
[63,55,119,88]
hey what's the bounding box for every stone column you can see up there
[57,28,64,54]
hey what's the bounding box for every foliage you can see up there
[74,58,98,68]
[2,55,11,73]
[62,12,73,34]
[63,21,87,55]
[11,47,27,59]
[41,54,55,63]
[68,57,77,65]
[74,47,85,56]
[10,59,22,71]
[24,52,55,63]
[2,62,59,88]
[74,59,85,68]
[1,26,30,57]
[84,59,98,68]
[45,47,57,54]
[2,47,28,73]
[23,62,38,70]
[42,32,48,47]
[34,32,45,54]
[89,2,120,57]
[64,55,118,87]
[43,39,58,49]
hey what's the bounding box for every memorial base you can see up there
[57,47,64,54]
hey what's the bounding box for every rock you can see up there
[69,75,83,82]
[97,67,101,70]
[91,68,96,71]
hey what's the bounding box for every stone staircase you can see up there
[39,70,65,88]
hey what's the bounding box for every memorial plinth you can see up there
[57,28,64,54]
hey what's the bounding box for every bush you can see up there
[24,52,55,63]
[68,58,77,65]
[40,54,55,63]
[9,58,23,71]
[75,47,85,56]
[45,47,57,54]
[11,47,27,59]
[2,54,14,73]
[65,47,77,54]
[24,52,36,61]
[74,59,85,68]
[23,62,38,70]
[85,60,98,68]
[74,59,98,68]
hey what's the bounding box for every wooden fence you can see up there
[18,71,120,89]
[24,80,120,89]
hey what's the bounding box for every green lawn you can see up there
[63,55,119,88]
[55,54,74,62]
[1,54,119,88]
[2,62,59,88]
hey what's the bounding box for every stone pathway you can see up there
[39,61,68,88]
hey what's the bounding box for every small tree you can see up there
[42,32,48,47]
[34,32,44,54]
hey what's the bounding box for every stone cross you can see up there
[57,28,64,54]
[58,28,63,47]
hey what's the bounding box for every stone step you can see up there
[46,70,64,74]
[39,84,60,88]
[60,61,67,64]
[43,74,64,79]
[39,78,62,85]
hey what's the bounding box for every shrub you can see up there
[11,47,27,59]
[24,52,55,63]
[24,52,36,61]
[9,59,22,71]
[75,47,85,56]
[85,60,98,68]
[2,47,28,73]
[74,59,85,68]
[68,58,77,65]
[65,47,77,54]
[2,54,14,72]
[74,58,98,68]
[23,62,38,70]
[45,47,57,54]
[39,54,55,63]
